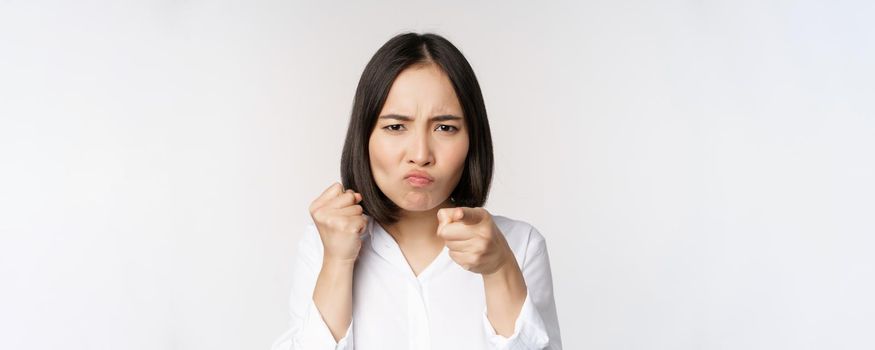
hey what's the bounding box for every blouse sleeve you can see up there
[271,223,355,350]
[481,225,563,349]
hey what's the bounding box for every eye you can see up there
[383,124,405,132]
[436,124,459,133]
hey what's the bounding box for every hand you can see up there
[436,207,511,275]
[309,182,367,264]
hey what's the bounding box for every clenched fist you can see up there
[436,207,512,275]
[309,182,367,264]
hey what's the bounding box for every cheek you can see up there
[368,135,395,176]
[451,145,468,167]
[444,137,469,175]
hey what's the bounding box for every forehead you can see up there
[379,64,463,117]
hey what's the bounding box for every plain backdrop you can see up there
[1,1,873,349]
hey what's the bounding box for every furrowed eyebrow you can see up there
[378,114,462,122]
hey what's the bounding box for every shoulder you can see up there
[301,221,321,244]
[293,221,324,261]
[491,213,546,243]
[490,213,548,263]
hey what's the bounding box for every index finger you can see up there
[441,207,485,226]
[311,182,344,210]
[457,207,486,225]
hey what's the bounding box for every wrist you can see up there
[481,245,527,336]
[322,255,357,270]
[483,246,518,282]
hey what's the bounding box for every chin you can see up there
[394,194,443,212]
[399,202,437,212]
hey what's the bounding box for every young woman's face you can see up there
[369,63,469,212]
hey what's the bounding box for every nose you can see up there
[406,129,434,167]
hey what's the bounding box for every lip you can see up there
[404,170,434,181]
[404,170,434,187]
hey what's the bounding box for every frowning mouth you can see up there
[404,170,435,188]
[406,176,433,187]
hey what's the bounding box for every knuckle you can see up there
[342,219,355,231]
[345,221,361,234]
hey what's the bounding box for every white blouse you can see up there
[271,214,562,349]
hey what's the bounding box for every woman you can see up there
[272,32,562,349]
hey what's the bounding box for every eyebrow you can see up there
[378,114,462,122]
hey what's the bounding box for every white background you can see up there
[1,1,873,349]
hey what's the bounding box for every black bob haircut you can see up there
[340,32,494,226]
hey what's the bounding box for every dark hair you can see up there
[340,32,494,226]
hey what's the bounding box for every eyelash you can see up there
[383,124,459,133]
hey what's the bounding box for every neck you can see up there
[384,200,455,247]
